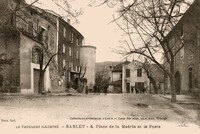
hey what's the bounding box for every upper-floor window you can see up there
[137,69,142,77]
[32,47,42,64]
[28,21,33,35]
[71,32,74,43]
[126,69,130,77]
[63,44,65,53]
[76,51,79,59]
[38,26,46,42]
[69,47,72,56]
[63,27,66,37]
[63,59,66,68]
[180,46,184,59]
[76,38,79,45]
[71,62,73,70]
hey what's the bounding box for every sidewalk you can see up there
[160,94,200,105]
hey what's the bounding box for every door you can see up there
[188,67,193,93]
[126,83,130,93]
[175,71,181,95]
[34,69,44,94]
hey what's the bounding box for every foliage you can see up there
[95,66,110,92]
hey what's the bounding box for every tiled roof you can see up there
[112,61,131,72]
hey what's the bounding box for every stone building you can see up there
[0,0,94,94]
[0,0,60,93]
[165,0,200,95]
[57,16,84,90]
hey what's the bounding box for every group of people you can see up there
[85,85,108,95]
[131,87,146,94]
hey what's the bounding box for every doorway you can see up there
[175,71,181,95]
[188,67,193,93]
[34,69,44,94]
[126,83,130,93]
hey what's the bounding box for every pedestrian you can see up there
[104,86,108,95]
[93,85,96,95]
[85,85,88,95]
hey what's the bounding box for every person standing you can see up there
[85,85,88,95]
[104,86,108,95]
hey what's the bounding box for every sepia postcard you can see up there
[0,0,200,133]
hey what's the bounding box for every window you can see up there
[28,21,33,35]
[71,62,73,70]
[38,26,45,42]
[120,73,122,78]
[76,38,79,45]
[137,69,142,77]
[76,51,79,59]
[71,32,74,43]
[63,27,66,37]
[126,69,130,77]
[63,59,66,68]
[180,46,184,59]
[68,62,71,68]
[63,44,65,53]
[69,47,72,56]
[32,47,42,64]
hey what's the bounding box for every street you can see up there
[0,93,200,132]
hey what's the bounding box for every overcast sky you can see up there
[28,0,126,62]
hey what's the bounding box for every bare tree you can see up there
[93,0,192,102]
[0,0,82,94]
[95,66,110,93]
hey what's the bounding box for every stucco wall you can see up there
[80,45,96,90]
[123,62,148,93]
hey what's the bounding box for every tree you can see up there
[94,0,192,102]
[1,0,83,94]
[75,64,87,93]
[95,66,110,93]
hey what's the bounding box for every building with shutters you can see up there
[108,60,149,93]
[0,0,93,94]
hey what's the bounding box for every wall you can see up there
[20,34,51,93]
[0,32,20,93]
[123,61,149,93]
[80,45,96,90]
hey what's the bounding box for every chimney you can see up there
[67,19,71,24]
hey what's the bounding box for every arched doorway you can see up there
[175,71,181,95]
[188,67,193,93]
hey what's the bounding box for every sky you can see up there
[28,0,126,62]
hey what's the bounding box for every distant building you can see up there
[109,60,149,93]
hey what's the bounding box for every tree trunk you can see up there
[38,50,44,94]
[38,70,44,94]
[170,61,176,103]
[150,78,158,94]
[163,72,166,96]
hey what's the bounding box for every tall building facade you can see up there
[0,0,94,93]
[165,0,200,95]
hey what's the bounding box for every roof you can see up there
[112,61,131,72]
[166,0,197,39]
